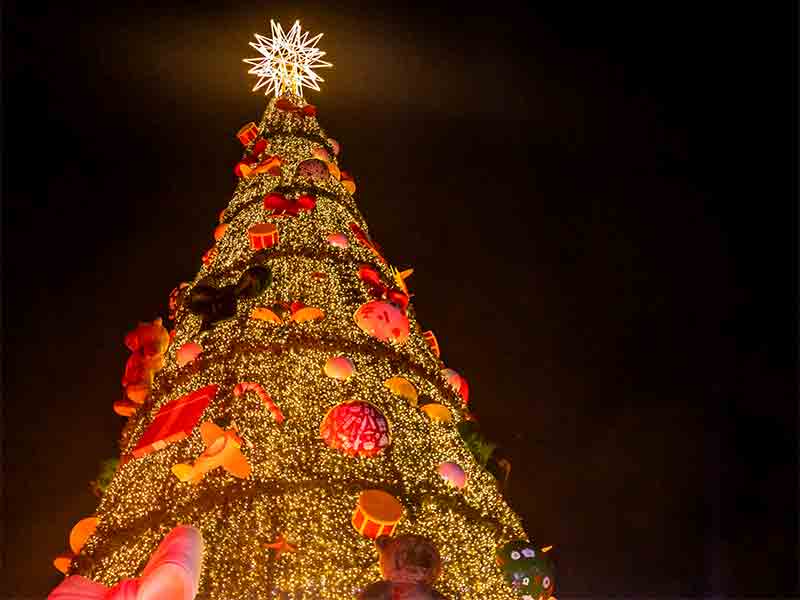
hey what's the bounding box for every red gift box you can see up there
[236,122,259,146]
[248,223,279,250]
[132,385,218,458]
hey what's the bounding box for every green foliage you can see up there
[94,458,119,492]
[456,421,497,467]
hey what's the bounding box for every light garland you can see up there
[71,93,534,599]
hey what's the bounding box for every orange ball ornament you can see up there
[213,223,228,241]
[324,356,355,380]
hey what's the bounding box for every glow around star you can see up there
[244,20,332,97]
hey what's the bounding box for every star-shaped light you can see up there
[244,20,332,97]
[263,533,297,559]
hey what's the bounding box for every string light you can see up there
[71,66,534,600]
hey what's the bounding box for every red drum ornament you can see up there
[236,122,259,145]
[248,223,279,249]
[320,400,390,457]
[352,489,403,539]
[423,330,441,357]
[354,300,410,344]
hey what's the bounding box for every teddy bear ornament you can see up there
[357,534,447,600]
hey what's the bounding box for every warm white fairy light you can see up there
[244,20,332,97]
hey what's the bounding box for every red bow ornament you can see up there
[275,97,317,117]
[263,192,316,217]
[234,138,282,178]
[349,222,386,263]
[358,264,409,312]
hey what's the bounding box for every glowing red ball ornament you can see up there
[354,300,409,344]
[320,400,390,457]
[176,342,203,367]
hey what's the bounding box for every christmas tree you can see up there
[49,20,556,600]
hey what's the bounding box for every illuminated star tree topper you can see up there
[244,20,332,98]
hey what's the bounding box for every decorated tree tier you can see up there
[49,19,556,600]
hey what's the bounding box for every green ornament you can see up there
[495,540,555,599]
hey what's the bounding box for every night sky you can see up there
[2,2,796,597]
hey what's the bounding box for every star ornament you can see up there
[244,20,332,97]
[263,534,297,560]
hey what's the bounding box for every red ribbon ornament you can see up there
[358,264,409,311]
[263,192,316,217]
[275,98,317,117]
[349,222,386,263]
[234,138,282,178]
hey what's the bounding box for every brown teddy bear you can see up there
[358,534,448,600]
[120,318,169,405]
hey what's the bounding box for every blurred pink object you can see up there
[441,368,469,406]
[326,232,349,248]
[48,525,203,600]
[437,462,467,489]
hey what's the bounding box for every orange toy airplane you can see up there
[171,421,251,484]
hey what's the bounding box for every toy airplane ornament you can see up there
[171,421,251,484]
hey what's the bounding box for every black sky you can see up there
[2,2,797,597]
